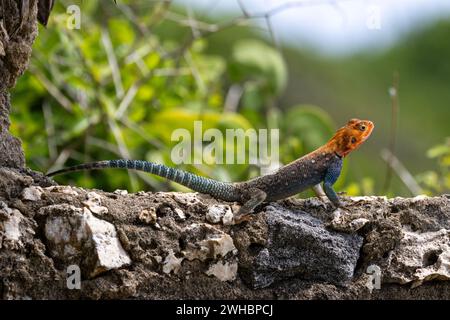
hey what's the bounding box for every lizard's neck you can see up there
[313,143,345,158]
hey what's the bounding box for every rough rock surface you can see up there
[0,167,449,299]
[241,204,363,289]
[42,204,131,278]
[0,0,39,168]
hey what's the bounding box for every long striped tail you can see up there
[46,159,241,202]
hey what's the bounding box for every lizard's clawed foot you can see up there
[332,204,353,216]
[337,198,362,209]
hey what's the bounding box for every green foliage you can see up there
[12,2,236,191]
[344,178,375,197]
[10,1,389,197]
[280,105,335,157]
[417,138,450,194]
[230,39,287,99]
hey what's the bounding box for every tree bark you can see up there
[0,0,39,168]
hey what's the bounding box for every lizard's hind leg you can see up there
[234,188,267,224]
[312,183,327,199]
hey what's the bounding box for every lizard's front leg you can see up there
[234,188,267,224]
[323,180,342,208]
[323,160,343,208]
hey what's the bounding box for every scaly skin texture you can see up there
[47,119,374,223]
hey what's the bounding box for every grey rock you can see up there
[384,228,450,287]
[1,166,449,299]
[242,204,363,288]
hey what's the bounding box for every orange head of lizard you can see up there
[327,119,374,157]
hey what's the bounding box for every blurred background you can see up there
[10,0,450,197]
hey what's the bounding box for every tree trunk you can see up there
[0,0,39,168]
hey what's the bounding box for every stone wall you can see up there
[0,167,449,299]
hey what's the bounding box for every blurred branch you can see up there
[47,148,72,173]
[237,0,250,17]
[264,16,280,52]
[381,149,422,196]
[185,4,201,39]
[224,84,244,113]
[87,137,120,154]
[252,0,353,18]
[166,0,353,61]
[116,1,170,59]
[29,66,73,113]
[107,117,139,190]
[42,100,56,160]
[101,28,124,99]
[116,82,139,118]
[184,50,205,93]
[118,117,164,149]
[145,0,172,30]
[164,11,220,32]
[382,71,399,193]
[114,65,188,118]
[116,3,151,37]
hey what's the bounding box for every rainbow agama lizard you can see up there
[47,119,374,223]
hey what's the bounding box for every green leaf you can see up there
[230,39,287,97]
[108,19,135,47]
[427,144,450,158]
[282,104,335,152]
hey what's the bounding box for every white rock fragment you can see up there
[206,206,222,223]
[83,192,108,214]
[86,208,131,274]
[172,193,200,205]
[206,261,238,282]
[21,186,43,201]
[162,250,184,274]
[386,228,450,287]
[411,194,429,203]
[349,196,388,203]
[138,208,157,225]
[3,209,24,242]
[45,185,79,196]
[222,209,234,226]
[0,202,35,250]
[44,205,131,277]
[206,205,232,224]
[331,208,343,222]
[114,189,128,195]
[0,41,5,57]
[174,208,186,220]
[0,205,25,249]
[182,223,237,261]
[209,234,237,258]
[349,218,370,231]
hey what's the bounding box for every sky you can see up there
[176,0,450,55]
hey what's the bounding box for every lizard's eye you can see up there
[351,137,357,144]
[359,124,366,131]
